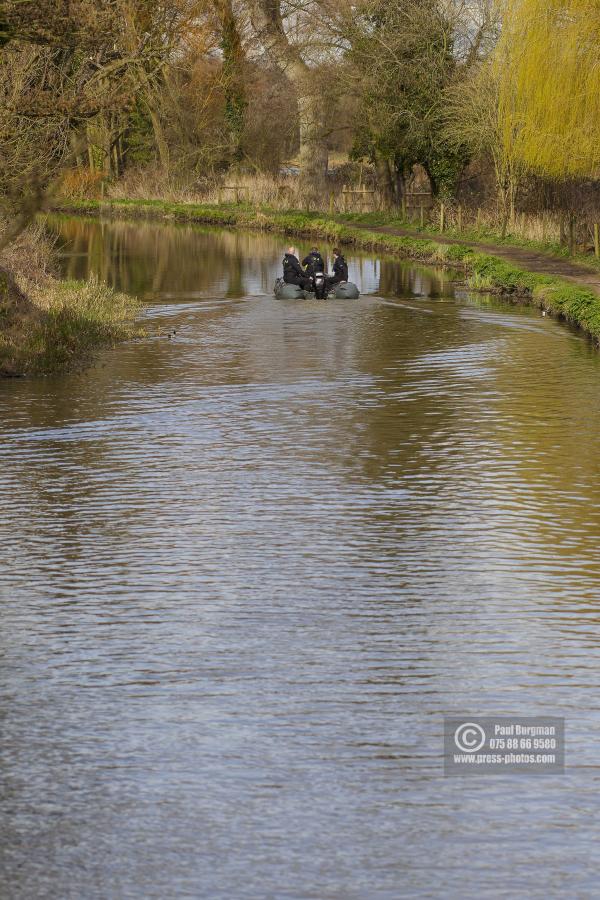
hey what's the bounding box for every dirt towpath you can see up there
[343,222,600,297]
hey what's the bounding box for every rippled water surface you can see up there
[2,216,600,899]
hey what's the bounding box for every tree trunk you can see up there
[111,135,124,178]
[374,154,395,209]
[395,167,407,210]
[70,129,87,170]
[216,0,246,165]
[424,164,439,198]
[495,157,511,239]
[297,91,328,194]
[148,105,170,175]
[248,0,328,196]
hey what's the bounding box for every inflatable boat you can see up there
[274,278,360,300]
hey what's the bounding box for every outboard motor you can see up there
[313,270,327,299]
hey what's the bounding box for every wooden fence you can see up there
[213,185,600,258]
[339,186,433,216]
[217,185,251,204]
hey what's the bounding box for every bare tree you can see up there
[246,0,329,195]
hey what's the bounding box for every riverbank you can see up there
[0,271,140,377]
[339,210,600,273]
[55,198,600,345]
[0,227,140,376]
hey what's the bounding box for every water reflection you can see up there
[49,213,460,300]
[1,217,600,899]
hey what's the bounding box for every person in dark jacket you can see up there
[302,247,325,278]
[327,248,348,289]
[282,247,312,289]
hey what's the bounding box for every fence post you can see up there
[476,208,481,231]
[457,205,463,233]
[343,185,348,214]
[401,196,407,220]
[568,215,575,256]
[440,203,445,233]
[329,192,335,217]
[420,203,425,228]
[594,223,600,259]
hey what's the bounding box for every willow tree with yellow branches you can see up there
[497,0,600,179]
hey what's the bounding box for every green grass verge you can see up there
[465,253,600,339]
[55,198,600,345]
[337,210,600,271]
[54,198,476,262]
[0,269,141,376]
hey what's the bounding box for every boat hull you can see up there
[274,279,360,300]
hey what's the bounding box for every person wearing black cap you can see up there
[302,247,326,280]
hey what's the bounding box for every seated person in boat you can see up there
[327,249,348,289]
[282,247,312,290]
[302,247,326,279]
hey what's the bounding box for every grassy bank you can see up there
[337,210,600,270]
[0,226,140,376]
[55,198,600,345]
[97,172,598,266]
[0,271,141,377]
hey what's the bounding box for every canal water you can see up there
[2,216,600,898]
